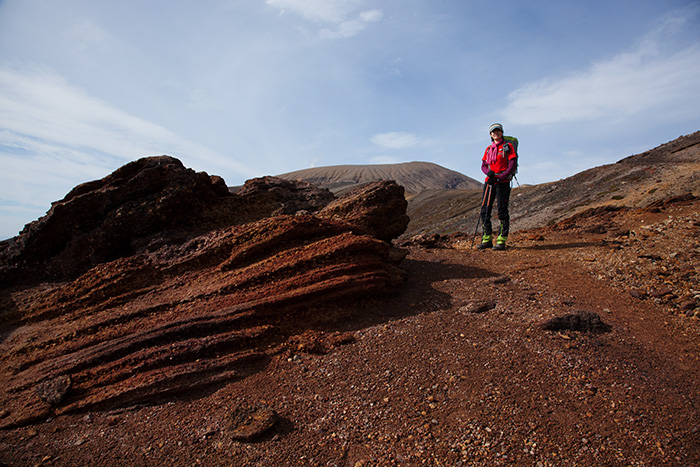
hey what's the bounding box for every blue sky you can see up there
[1,0,699,239]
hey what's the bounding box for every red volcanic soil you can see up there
[2,195,699,466]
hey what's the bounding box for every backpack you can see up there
[504,136,518,155]
[503,135,520,183]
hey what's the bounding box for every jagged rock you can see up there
[0,157,336,283]
[630,289,647,299]
[233,175,335,215]
[0,157,410,429]
[649,287,673,298]
[36,376,71,406]
[540,310,612,333]
[492,276,511,285]
[318,180,409,243]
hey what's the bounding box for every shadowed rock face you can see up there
[319,180,410,242]
[0,156,337,283]
[0,156,408,428]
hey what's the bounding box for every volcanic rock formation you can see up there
[0,156,409,429]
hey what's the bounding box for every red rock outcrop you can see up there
[0,156,335,283]
[318,179,409,242]
[0,157,409,428]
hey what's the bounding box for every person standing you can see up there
[478,123,518,251]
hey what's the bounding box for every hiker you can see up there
[477,123,518,251]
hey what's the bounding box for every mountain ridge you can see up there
[276,160,482,194]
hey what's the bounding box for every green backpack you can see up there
[504,135,519,155]
[503,136,519,181]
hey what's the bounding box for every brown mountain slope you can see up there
[276,161,482,195]
[404,131,700,238]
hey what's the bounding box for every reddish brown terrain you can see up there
[1,135,699,466]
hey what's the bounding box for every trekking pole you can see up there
[471,183,492,249]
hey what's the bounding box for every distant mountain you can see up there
[276,161,482,195]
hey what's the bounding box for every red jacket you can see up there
[482,140,517,183]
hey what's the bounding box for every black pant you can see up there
[480,182,511,238]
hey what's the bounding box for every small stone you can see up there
[459,300,497,314]
[540,310,612,333]
[36,375,72,406]
[226,404,279,442]
[629,289,646,300]
[650,287,673,298]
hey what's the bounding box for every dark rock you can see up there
[629,289,647,299]
[226,404,279,441]
[649,287,673,298]
[645,193,696,208]
[608,229,631,238]
[459,300,497,314]
[540,310,612,333]
[235,176,335,215]
[584,224,608,234]
[318,180,409,243]
[0,157,338,284]
[36,376,71,406]
[492,276,511,284]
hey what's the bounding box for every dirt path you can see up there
[2,205,700,466]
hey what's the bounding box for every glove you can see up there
[487,170,496,185]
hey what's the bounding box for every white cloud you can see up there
[265,0,360,23]
[371,132,420,149]
[266,0,381,39]
[0,65,254,177]
[370,155,403,164]
[320,9,383,39]
[506,9,700,126]
[0,64,263,237]
[359,9,382,23]
[65,17,111,51]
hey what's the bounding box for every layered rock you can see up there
[0,156,409,428]
[318,180,410,242]
[0,156,336,283]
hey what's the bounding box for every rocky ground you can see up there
[2,194,699,466]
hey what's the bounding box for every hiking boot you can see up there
[493,235,507,251]
[477,241,493,250]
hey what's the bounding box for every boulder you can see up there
[318,180,409,243]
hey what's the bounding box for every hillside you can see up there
[276,161,482,195]
[404,131,700,238]
[2,135,700,466]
